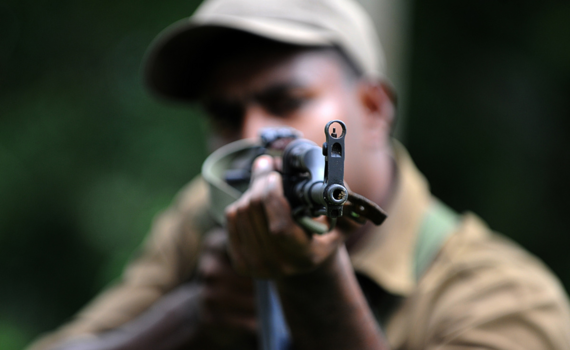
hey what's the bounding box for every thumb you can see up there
[250,155,275,182]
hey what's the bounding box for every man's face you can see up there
[203,48,363,144]
[202,47,387,194]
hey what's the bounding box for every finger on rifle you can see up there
[197,250,253,293]
[201,228,228,255]
[202,283,256,316]
[201,303,258,333]
[246,172,280,277]
[250,155,275,183]
[233,192,265,275]
[225,202,248,275]
[262,172,295,239]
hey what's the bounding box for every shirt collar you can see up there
[349,141,432,296]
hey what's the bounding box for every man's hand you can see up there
[196,228,257,349]
[51,228,257,350]
[225,155,347,279]
[225,155,389,350]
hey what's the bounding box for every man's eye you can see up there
[260,95,306,117]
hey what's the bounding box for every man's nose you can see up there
[240,103,282,140]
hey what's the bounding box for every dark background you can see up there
[1,0,569,348]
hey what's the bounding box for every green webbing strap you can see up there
[369,201,459,327]
[414,200,459,281]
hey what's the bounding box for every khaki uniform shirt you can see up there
[29,145,570,350]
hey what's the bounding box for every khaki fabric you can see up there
[28,145,570,350]
[352,144,570,349]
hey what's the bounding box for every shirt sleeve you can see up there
[27,176,212,350]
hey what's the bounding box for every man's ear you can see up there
[357,79,396,149]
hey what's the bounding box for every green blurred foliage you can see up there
[0,0,569,348]
[0,0,206,347]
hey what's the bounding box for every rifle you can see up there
[202,119,387,350]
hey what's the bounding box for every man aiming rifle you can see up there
[28,0,570,349]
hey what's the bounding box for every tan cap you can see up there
[144,0,386,102]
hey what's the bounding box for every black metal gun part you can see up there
[225,120,387,234]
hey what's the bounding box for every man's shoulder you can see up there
[154,175,214,236]
[391,212,570,349]
[172,175,210,214]
[434,213,566,294]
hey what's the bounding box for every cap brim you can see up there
[143,16,335,103]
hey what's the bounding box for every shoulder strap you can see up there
[414,200,459,280]
[363,200,460,327]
